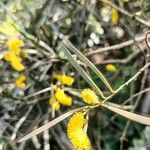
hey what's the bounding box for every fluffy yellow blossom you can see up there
[111,8,119,25]
[69,129,91,150]
[81,89,99,105]
[55,74,74,86]
[3,52,22,62]
[49,96,60,111]
[55,88,72,106]
[11,61,25,71]
[3,38,25,72]
[67,112,91,150]
[67,112,86,130]
[3,52,25,71]
[7,38,24,55]
[15,75,27,89]
[106,64,117,73]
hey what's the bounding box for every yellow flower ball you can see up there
[106,64,117,73]
[15,75,27,89]
[7,38,24,55]
[4,52,24,72]
[69,129,91,150]
[80,89,99,105]
[3,52,14,62]
[3,52,22,62]
[3,38,26,72]
[55,74,74,86]
[67,112,86,130]
[11,61,25,72]
[55,88,72,106]
[67,112,91,150]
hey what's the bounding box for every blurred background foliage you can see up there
[0,0,150,150]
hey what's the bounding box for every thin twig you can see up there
[24,87,51,99]
[122,87,150,106]
[32,135,41,149]
[120,45,150,150]
[11,106,33,141]
[99,0,150,27]
[94,50,143,65]
[86,35,145,56]
[102,62,150,103]
[43,115,50,150]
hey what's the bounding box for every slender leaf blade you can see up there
[17,107,84,143]
[102,103,150,125]
[61,44,105,99]
[63,39,114,93]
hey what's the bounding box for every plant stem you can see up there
[91,62,150,109]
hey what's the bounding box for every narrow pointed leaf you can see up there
[63,39,114,93]
[62,44,105,99]
[17,107,84,143]
[102,103,150,126]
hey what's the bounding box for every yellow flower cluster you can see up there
[15,75,27,89]
[81,89,99,105]
[111,8,119,25]
[55,74,74,86]
[8,38,24,55]
[55,88,72,106]
[49,74,74,111]
[106,64,117,73]
[4,38,25,71]
[67,112,91,150]
[49,88,72,111]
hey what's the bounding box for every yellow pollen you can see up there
[67,112,91,150]
[15,75,27,89]
[81,89,99,105]
[7,38,24,55]
[55,88,72,106]
[55,74,74,86]
[106,64,117,73]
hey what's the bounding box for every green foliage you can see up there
[0,137,16,150]
[129,126,150,150]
